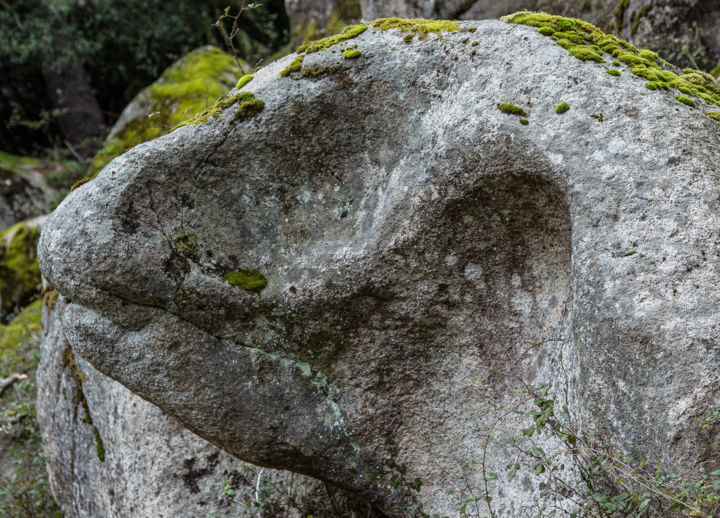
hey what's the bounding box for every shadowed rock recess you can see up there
[39,17,720,517]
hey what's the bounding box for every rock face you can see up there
[38,294,380,517]
[39,17,720,517]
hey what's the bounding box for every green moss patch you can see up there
[371,18,460,39]
[224,269,268,293]
[281,24,367,79]
[498,103,527,116]
[86,47,246,181]
[280,54,305,77]
[296,24,367,54]
[233,96,265,122]
[235,74,254,89]
[520,119,529,125]
[676,95,696,107]
[502,12,720,110]
[607,69,621,76]
[555,102,570,114]
[708,111,720,121]
[342,48,362,59]
[178,91,265,127]
[0,222,41,320]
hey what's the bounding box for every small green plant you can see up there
[497,103,527,116]
[555,102,570,114]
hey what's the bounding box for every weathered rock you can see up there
[38,294,381,517]
[0,152,59,232]
[39,16,720,517]
[86,46,248,180]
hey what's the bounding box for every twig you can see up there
[0,373,27,396]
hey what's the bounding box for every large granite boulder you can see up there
[38,294,381,517]
[39,15,720,517]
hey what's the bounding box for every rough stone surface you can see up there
[38,295,379,517]
[39,19,720,517]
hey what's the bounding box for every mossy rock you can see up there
[0,298,42,374]
[0,151,66,229]
[0,220,42,319]
[85,47,248,180]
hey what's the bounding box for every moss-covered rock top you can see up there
[502,11,720,118]
[0,219,42,320]
[85,46,248,180]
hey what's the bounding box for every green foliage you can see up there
[0,299,63,517]
[0,0,289,155]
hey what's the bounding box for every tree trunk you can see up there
[41,38,105,158]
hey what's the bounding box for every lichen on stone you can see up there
[172,232,198,257]
[224,269,268,293]
[497,103,527,116]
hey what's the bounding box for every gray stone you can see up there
[39,19,720,517]
[38,295,378,517]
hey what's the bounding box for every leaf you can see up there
[488,472,498,480]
